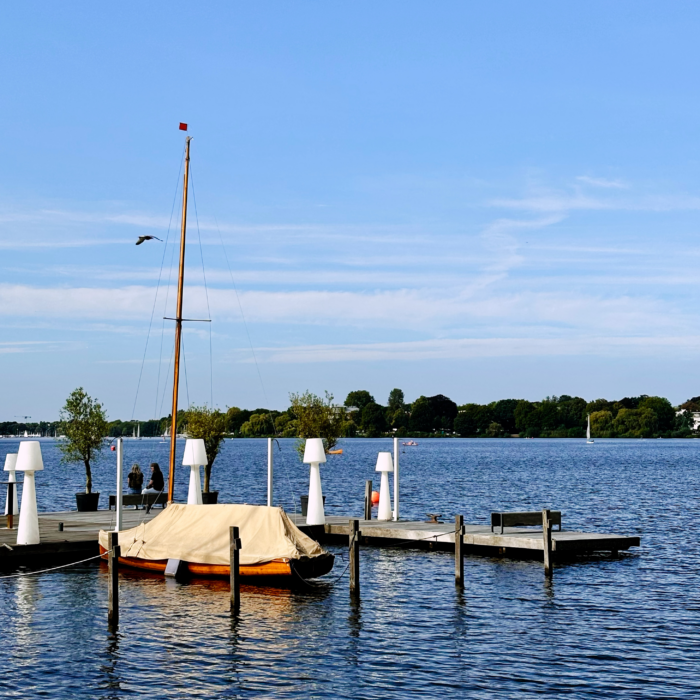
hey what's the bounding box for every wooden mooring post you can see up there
[108,531,120,629]
[455,515,464,588]
[230,526,242,609]
[542,509,553,577]
[6,482,14,529]
[349,519,360,596]
[363,480,372,520]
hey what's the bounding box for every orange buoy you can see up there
[371,490,380,505]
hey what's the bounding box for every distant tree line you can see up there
[3,391,699,439]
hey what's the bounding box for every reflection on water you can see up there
[2,439,700,697]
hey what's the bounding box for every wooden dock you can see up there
[291,515,640,556]
[0,508,639,570]
[0,509,161,568]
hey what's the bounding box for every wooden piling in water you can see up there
[455,515,464,588]
[349,519,360,596]
[230,526,241,609]
[364,480,372,521]
[108,531,120,629]
[542,509,553,576]
[6,482,14,530]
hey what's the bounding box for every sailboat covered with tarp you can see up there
[99,504,335,579]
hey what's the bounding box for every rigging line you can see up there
[156,147,187,419]
[157,342,175,420]
[188,168,214,408]
[213,215,269,405]
[131,145,186,422]
[154,147,186,420]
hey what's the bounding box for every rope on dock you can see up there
[0,550,112,580]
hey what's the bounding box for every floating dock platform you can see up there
[291,515,640,557]
[0,509,639,570]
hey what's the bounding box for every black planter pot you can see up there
[76,492,100,512]
[300,495,326,517]
[201,491,219,505]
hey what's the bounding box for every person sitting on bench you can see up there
[142,462,164,494]
[127,464,143,494]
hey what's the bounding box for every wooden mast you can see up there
[168,136,191,502]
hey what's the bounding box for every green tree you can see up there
[587,398,613,415]
[638,396,675,433]
[409,396,434,433]
[637,407,659,437]
[590,410,614,437]
[290,391,344,457]
[186,405,227,492]
[240,413,274,437]
[344,390,375,411]
[387,388,405,411]
[388,408,409,430]
[490,399,520,434]
[225,407,250,434]
[514,400,536,434]
[558,396,587,429]
[680,396,700,412]
[58,387,108,494]
[361,402,387,437]
[427,394,458,432]
[486,421,505,437]
[454,404,494,436]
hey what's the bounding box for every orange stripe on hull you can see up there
[99,545,292,577]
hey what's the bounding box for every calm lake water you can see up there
[1,437,699,698]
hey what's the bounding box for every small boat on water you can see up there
[586,414,594,444]
[328,449,343,455]
[99,504,335,580]
[402,440,418,446]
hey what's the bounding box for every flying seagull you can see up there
[135,235,162,245]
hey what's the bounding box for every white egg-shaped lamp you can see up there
[303,438,326,525]
[15,441,44,545]
[4,453,18,517]
[375,452,394,521]
[182,438,207,505]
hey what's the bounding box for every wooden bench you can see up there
[108,493,167,513]
[491,510,562,534]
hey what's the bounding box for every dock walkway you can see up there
[292,515,639,555]
[0,508,639,570]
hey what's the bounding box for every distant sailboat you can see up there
[586,414,594,444]
[137,422,141,440]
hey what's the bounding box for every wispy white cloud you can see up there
[492,186,700,214]
[576,176,629,189]
[0,340,76,354]
[241,335,700,364]
[0,283,690,340]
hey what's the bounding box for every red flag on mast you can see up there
[179,122,188,131]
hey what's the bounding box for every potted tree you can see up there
[58,387,108,511]
[289,391,346,514]
[186,405,226,504]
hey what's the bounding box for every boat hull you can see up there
[99,546,334,580]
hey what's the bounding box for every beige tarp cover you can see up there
[98,504,325,566]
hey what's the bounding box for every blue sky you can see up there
[3,2,700,419]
